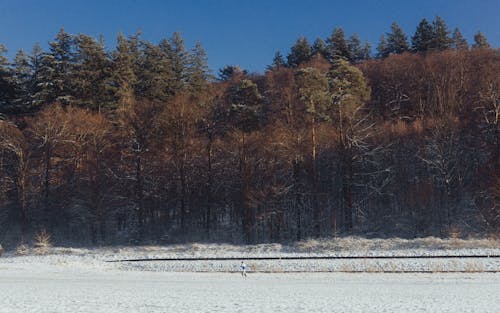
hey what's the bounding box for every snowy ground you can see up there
[0,269,499,313]
[1,238,500,312]
[2,237,500,272]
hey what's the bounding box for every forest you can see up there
[0,16,498,246]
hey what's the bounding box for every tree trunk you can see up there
[240,133,254,243]
[205,135,213,237]
[44,143,51,227]
[294,157,302,240]
[343,149,354,231]
[17,152,28,230]
[135,153,144,239]
[311,101,320,237]
[180,154,186,232]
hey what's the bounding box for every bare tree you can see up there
[0,119,30,229]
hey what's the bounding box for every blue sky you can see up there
[0,0,499,72]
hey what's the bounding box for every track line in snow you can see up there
[106,254,500,262]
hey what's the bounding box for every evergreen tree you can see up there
[0,44,8,68]
[386,22,409,55]
[166,32,189,92]
[136,41,174,101]
[267,51,287,71]
[361,40,372,61]
[73,34,114,111]
[431,16,451,51]
[187,42,211,96]
[472,31,491,49]
[296,67,330,118]
[11,49,33,111]
[327,59,371,231]
[347,33,363,63]
[295,67,330,236]
[112,33,139,106]
[328,59,371,113]
[451,28,468,50]
[326,28,351,62]
[312,38,328,59]
[226,79,263,132]
[411,18,434,52]
[30,43,45,108]
[287,37,312,67]
[218,65,246,81]
[376,35,389,59]
[35,28,76,105]
[0,44,15,112]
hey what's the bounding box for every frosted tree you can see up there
[472,31,490,49]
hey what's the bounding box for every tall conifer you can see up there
[326,28,351,62]
[472,31,490,48]
[386,22,409,54]
[411,18,434,52]
[451,28,468,50]
[287,37,312,67]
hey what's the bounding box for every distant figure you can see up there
[240,261,247,277]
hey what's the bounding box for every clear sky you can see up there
[0,0,499,73]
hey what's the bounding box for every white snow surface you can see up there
[1,238,500,312]
[2,237,500,272]
[0,270,499,313]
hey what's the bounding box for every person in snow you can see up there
[240,261,247,277]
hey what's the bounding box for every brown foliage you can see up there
[1,48,500,243]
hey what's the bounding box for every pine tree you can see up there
[187,42,211,96]
[328,59,371,112]
[218,65,246,81]
[74,34,114,111]
[326,28,351,62]
[267,51,287,71]
[361,40,372,61]
[431,16,451,51]
[296,67,330,117]
[312,38,328,59]
[112,33,139,106]
[35,28,76,105]
[327,59,370,231]
[0,44,15,112]
[386,22,409,55]
[451,28,468,50]
[347,33,363,63]
[136,40,174,101]
[30,43,45,108]
[11,49,33,111]
[287,37,312,67]
[472,31,490,49]
[0,44,8,68]
[167,32,189,93]
[376,35,389,59]
[411,18,434,52]
[227,79,262,132]
[295,67,330,237]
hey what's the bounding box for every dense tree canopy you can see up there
[0,19,498,247]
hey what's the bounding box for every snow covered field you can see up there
[2,237,500,272]
[1,238,500,312]
[0,269,499,313]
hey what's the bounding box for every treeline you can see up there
[275,16,491,68]
[0,20,498,246]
